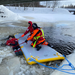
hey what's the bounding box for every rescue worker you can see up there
[25,23,51,51]
[6,35,23,56]
[21,21,34,41]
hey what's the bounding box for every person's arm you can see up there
[6,38,18,46]
[10,38,18,46]
[21,27,30,37]
[6,40,10,46]
[10,41,18,46]
[27,29,39,41]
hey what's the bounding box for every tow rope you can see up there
[29,55,75,75]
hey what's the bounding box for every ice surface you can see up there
[0,5,75,75]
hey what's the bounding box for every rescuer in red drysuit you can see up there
[21,21,34,41]
[25,23,52,51]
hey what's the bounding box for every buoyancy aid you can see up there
[27,28,45,47]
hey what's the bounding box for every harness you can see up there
[33,28,45,47]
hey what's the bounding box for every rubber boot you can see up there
[36,45,42,51]
[14,49,19,56]
[18,49,23,55]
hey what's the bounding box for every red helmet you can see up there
[28,21,32,26]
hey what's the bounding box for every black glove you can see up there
[25,40,28,43]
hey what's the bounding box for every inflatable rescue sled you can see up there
[14,33,64,65]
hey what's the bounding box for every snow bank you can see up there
[1,5,75,23]
[8,7,71,14]
[0,5,24,22]
[7,7,75,22]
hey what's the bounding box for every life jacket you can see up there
[33,28,45,47]
[33,28,45,40]
[27,28,45,47]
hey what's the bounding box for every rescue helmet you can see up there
[32,23,38,29]
[28,21,32,26]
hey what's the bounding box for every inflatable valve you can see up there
[56,52,60,57]
[30,55,39,61]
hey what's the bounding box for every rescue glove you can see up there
[21,34,24,37]
[25,40,28,43]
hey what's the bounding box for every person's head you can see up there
[8,35,14,40]
[32,23,38,29]
[28,21,32,26]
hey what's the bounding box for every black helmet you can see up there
[32,23,38,29]
[8,35,14,39]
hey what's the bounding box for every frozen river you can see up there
[0,20,75,75]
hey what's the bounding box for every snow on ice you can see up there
[0,5,75,75]
[0,5,24,22]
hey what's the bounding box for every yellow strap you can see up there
[40,28,45,38]
[33,28,45,47]
[40,28,44,36]
[33,41,37,47]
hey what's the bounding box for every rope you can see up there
[63,55,75,70]
[29,55,75,75]
[19,41,25,45]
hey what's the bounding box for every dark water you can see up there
[43,25,75,56]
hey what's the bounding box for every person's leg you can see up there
[13,47,19,56]
[30,41,42,51]
[36,45,41,51]
[31,39,48,51]
[35,40,45,51]
[16,46,23,55]
[31,40,37,47]
[18,49,23,55]
[42,41,53,48]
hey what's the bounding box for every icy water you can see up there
[0,20,75,75]
[44,21,75,55]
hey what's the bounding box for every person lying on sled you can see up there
[25,23,52,51]
[21,21,34,41]
[6,35,23,56]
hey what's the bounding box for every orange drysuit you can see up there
[27,28,49,47]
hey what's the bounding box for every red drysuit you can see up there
[21,21,34,37]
